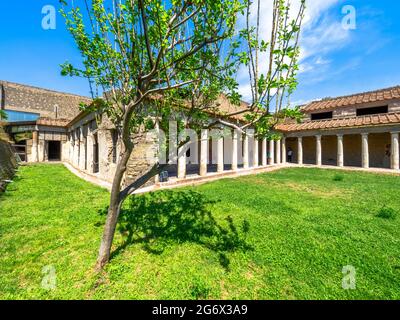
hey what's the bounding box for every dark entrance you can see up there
[48,141,61,161]
[12,140,27,162]
[93,134,99,173]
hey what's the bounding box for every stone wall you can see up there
[303,100,400,121]
[124,130,158,188]
[0,139,18,192]
[0,81,91,120]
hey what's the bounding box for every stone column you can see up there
[86,134,94,173]
[253,138,259,167]
[74,130,80,167]
[316,135,322,166]
[391,132,400,170]
[217,133,224,173]
[361,133,369,169]
[281,137,286,164]
[269,140,275,165]
[68,134,73,163]
[262,138,267,166]
[177,144,187,179]
[200,129,208,176]
[232,130,238,171]
[31,130,39,162]
[153,119,160,183]
[71,133,75,165]
[79,127,86,170]
[243,133,249,169]
[169,121,178,165]
[337,134,344,167]
[297,137,303,165]
[276,139,281,164]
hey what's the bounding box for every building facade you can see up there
[277,86,400,171]
[1,80,399,192]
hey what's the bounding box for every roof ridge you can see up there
[0,80,91,100]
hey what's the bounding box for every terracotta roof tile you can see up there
[303,85,400,112]
[277,112,400,133]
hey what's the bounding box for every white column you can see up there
[69,134,73,163]
[361,133,369,169]
[269,140,275,165]
[232,130,238,171]
[337,134,344,167]
[200,129,208,176]
[253,138,259,167]
[276,139,281,164]
[79,133,86,170]
[391,132,399,170]
[262,138,267,166]
[86,134,94,173]
[298,137,303,165]
[316,135,322,166]
[169,121,178,165]
[74,132,79,167]
[69,131,76,165]
[281,137,286,164]
[217,133,224,173]
[154,119,160,183]
[243,133,249,169]
[177,144,186,179]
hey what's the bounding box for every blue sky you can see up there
[0,0,399,104]
[292,0,400,105]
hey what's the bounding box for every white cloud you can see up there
[236,0,350,101]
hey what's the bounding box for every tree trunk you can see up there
[95,126,164,270]
[95,145,132,270]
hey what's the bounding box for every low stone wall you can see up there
[0,139,18,192]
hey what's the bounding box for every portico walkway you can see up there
[63,160,400,195]
[63,161,287,193]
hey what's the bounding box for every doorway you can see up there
[48,141,61,161]
[93,134,99,173]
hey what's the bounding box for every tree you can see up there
[0,110,7,121]
[60,0,242,270]
[60,0,305,270]
[231,0,306,139]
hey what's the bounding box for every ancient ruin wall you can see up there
[0,137,18,192]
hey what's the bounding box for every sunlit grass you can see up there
[1,164,399,299]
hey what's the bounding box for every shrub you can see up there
[333,174,344,182]
[190,279,211,299]
[376,206,397,220]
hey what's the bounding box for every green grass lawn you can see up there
[1,164,399,300]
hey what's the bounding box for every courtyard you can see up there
[0,164,399,300]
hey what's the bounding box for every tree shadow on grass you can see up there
[98,190,252,271]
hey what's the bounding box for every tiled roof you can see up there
[303,86,400,112]
[277,113,400,132]
[212,95,250,121]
